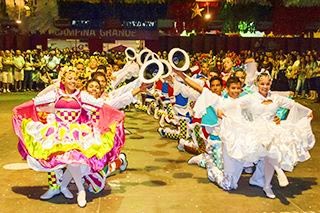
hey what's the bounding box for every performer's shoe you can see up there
[119,153,128,172]
[263,187,276,199]
[177,139,186,151]
[188,154,203,165]
[244,167,253,174]
[276,169,289,187]
[61,187,73,199]
[147,105,152,115]
[207,169,216,183]
[124,128,132,135]
[159,114,166,127]
[249,177,264,188]
[142,105,148,111]
[157,128,165,137]
[154,108,160,119]
[77,190,87,208]
[164,116,173,125]
[40,188,60,200]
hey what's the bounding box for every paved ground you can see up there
[0,92,319,213]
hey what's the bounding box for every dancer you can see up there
[82,73,150,193]
[158,74,201,141]
[218,73,314,198]
[175,69,315,198]
[12,70,125,207]
[175,74,223,159]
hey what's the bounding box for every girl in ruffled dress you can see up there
[218,73,314,198]
[174,69,315,199]
[12,70,125,207]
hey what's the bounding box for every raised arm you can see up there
[173,69,204,93]
[106,82,152,109]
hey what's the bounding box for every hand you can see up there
[288,91,294,98]
[217,109,225,119]
[273,116,281,125]
[163,75,174,84]
[139,83,153,93]
[307,112,313,120]
[172,69,184,77]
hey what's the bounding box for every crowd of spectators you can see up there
[0,47,319,102]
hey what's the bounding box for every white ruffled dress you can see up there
[220,92,315,172]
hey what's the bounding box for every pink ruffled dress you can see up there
[12,88,125,174]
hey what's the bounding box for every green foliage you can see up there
[238,21,256,33]
[226,0,271,6]
[283,0,320,7]
[218,2,271,33]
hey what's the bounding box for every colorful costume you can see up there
[191,87,315,190]
[159,78,200,140]
[84,80,140,193]
[12,88,125,174]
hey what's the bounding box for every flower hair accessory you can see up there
[256,69,271,78]
[255,69,272,84]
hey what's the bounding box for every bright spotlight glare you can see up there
[204,13,211,20]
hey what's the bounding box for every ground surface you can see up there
[0,92,319,213]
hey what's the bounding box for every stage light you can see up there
[16,19,22,24]
[204,3,211,20]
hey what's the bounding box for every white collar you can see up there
[254,91,272,100]
[58,88,80,98]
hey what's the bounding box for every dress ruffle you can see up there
[21,119,118,160]
[12,100,125,173]
[219,116,315,172]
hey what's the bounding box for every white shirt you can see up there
[44,56,60,71]
[238,91,309,122]
[103,78,140,109]
[13,56,25,70]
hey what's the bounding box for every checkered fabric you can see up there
[105,84,113,93]
[147,101,157,114]
[182,124,206,155]
[115,81,127,89]
[166,103,174,119]
[135,104,148,112]
[156,109,166,117]
[105,78,114,93]
[150,101,156,109]
[164,131,180,140]
[47,172,59,190]
[135,103,142,110]
[91,110,100,123]
[160,128,180,140]
[56,109,81,123]
[178,119,188,139]
[141,105,148,112]
[194,124,205,152]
